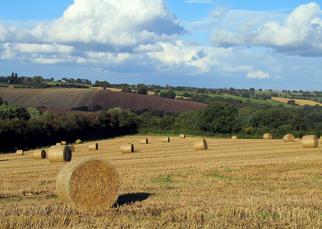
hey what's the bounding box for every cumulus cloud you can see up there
[246,70,270,79]
[0,24,8,41]
[147,40,213,72]
[212,2,322,56]
[32,0,184,47]
[12,43,74,54]
[0,0,274,80]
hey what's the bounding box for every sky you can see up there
[0,1,322,90]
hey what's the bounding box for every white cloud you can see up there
[32,0,184,47]
[13,43,74,54]
[147,40,213,73]
[246,70,270,79]
[212,2,322,56]
[0,24,8,42]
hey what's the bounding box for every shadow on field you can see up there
[115,192,153,207]
[0,159,9,162]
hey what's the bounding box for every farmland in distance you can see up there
[0,87,207,113]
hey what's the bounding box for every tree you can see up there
[160,90,176,99]
[137,84,148,95]
[198,102,240,134]
[121,84,132,93]
[94,81,111,88]
[287,100,296,105]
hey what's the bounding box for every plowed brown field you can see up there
[1,136,321,228]
[0,88,207,113]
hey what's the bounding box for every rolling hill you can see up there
[0,88,207,113]
[271,97,322,106]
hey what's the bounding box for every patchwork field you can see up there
[272,97,322,106]
[0,88,207,113]
[0,136,322,228]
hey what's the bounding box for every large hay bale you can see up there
[295,138,301,142]
[302,135,318,148]
[162,137,171,143]
[283,134,295,142]
[33,149,47,159]
[69,145,76,152]
[179,134,186,139]
[232,136,238,140]
[193,139,208,151]
[75,139,82,144]
[56,143,62,146]
[48,145,72,163]
[56,157,120,212]
[140,138,149,144]
[263,133,273,140]
[89,143,99,151]
[121,144,135,153]
[61,141,67,145]
[16,150,24,156]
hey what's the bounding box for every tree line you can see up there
[1,96,322,153]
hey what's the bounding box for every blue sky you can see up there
[0,0,322,90]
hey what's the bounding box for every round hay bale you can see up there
[56,157,120,212]
[162,137,171,143]
[232,136,238,140]
[61,141,67,145]
[56,143,62,146]
[48,145,72,163]
[33,149,46,159]
[69,145,76,152]
[16,150,24,156]
[302,135,318,148]
[179,134,186,139]
[121,144,135,153]
[75,139,82,144]
[89,143,99,151]
[295,138,301,142]
[283,134,295,142]
[140,138,149,144]
[193,139,208,151]
[263,133,273,140]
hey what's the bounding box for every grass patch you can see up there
[313,176,322,181]
[204,170,232,181]
[256,211,280,220]
[152,175,174,184]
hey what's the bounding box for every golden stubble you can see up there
[0,136,321,228]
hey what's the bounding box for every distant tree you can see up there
[241,91,250,98]
[287,100,296,105]
[121,84,132,93]
[0,104,30,120]
[198,102,240,134]
[160,90,176,99]
[244,127,254,135]
[94,81,111,88]
[29,76,46,88]
[137,84,148,95]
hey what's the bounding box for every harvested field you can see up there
[272,97,322,106]
[0,136,322,228]
[0,88,207,113]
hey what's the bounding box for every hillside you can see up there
[0,88,207,113]
[272,97,322,106]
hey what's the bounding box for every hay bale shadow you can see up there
[115,192,153,207]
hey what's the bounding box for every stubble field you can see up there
[0,136,322,228]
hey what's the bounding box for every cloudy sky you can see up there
[1,0,322,90]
